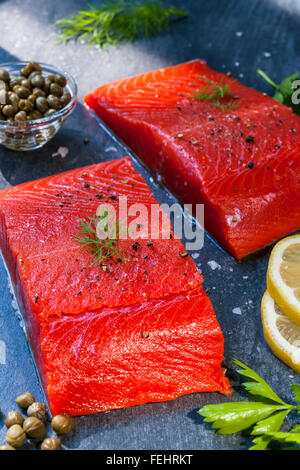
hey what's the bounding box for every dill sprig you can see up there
[192,76,239,112]
[55,0,189,48]
[74,211,126,266]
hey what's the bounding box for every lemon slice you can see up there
[267,234,300,326]
[261,291,300,373]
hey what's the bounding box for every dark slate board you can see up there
[0,0,299,450]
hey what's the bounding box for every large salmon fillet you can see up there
[0,157,230,416]
[84,60,300,259]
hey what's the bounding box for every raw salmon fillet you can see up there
[0,157,230,416]
[84,60,300,259]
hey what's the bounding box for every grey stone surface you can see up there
[0,0,299,450]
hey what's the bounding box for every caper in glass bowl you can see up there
[0,62,77,151]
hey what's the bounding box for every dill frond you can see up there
[55,0,189,48]
[74,212,127,266]
[192,76,239,112]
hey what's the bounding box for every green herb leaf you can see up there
[55,0,188,48]
[257,69,300,116]
[199,402,284,434]
[249,410,289,450]
[264,431,300,445]
[191,76,239,112]
[198,359,300,450]
[74,212,128,266]
[233,358,287,406]
[291,384,300,403]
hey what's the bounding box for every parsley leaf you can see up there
[198,359,299,450]
[257,69,300,116]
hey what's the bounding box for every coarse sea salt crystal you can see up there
[208,260,221,270]
[232,307,242,315]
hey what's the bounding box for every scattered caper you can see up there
[6,424,26,448]
[47,94,61,110]
[27,402,46,420]
[2,105,14,117]
[5,411,25,428]
[36,96,49,113]
[23,416,46,439]
[14,111,27,121]
[41,437,61,450]
[0,444,16,450]
[15,392,35,408]
[0,69,10,82]
[51,414,75,435]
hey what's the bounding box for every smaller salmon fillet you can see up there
[84,60,300,259]
[0,157,230,416]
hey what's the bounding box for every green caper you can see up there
[51,414,75,435]
[15,86,31,99]
[44,108,56,117]
[50,82,63,97]
[0,444,16,450]
[15,392,35,408]
[32,87,46,98]
[47,74,56,83]
[41,437,61,450]
[9,76,22,88]
[27,402,46,420]
[43,77,51,94]
[28,70,41,81]
[36,96,48,113]
[27,94,36,104]
[47,94,61,110]
[54,74,67,87]
[5,411,25,428]
[6,424,26,448]
[60,92,71,107]
[31,74,45,89]
[18,99,33,113]
[14,111,27,121]
[0,69,10,82]
[2,104,14,117]
[23,61,42,77]
[30,109,43,120]
[23,417,46,439]
[20,78,31,89]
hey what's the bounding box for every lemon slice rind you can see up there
[261,291,300,373]
[267,235,300,326]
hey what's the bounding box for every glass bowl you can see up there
[0,62,78,151]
